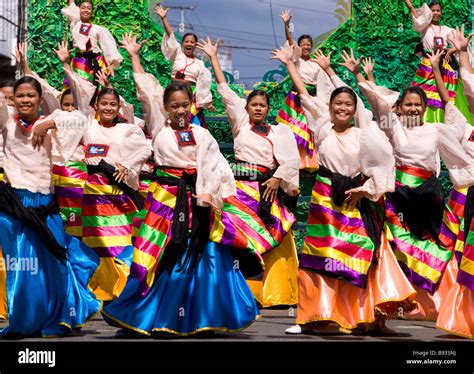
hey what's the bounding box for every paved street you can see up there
[0,308,470,342]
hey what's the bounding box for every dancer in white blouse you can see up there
[0,77,101,338]
[101,33,260,337]
[155,4,212,127]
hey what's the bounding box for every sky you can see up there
[152,0,343,88]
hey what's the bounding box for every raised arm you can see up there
[403,0,418,18]
[197,37,247,136]
[428,49,451,105]
[61,0,81,29]
[451,25,474,74]
[280,9,295,46]
[155,4,173,37]
[14,42,32,76]
[120,33,165,139]
[361,57,376,84]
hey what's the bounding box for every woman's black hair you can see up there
[60,88,73,105]
[399,86,428,107]
[13,76,42,97]
[297,34,313,46]
[0,80,15,89]
[246,90,270,108]
[429,1,442,9]
[329,86,357,107]
[163,82,193,106]
[79,0,93,6]
[97,87,120,102]
[182,33,198,43]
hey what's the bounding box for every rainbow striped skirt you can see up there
[81,171,138,301]
[52,161,88,238]
[385,165,453,294]
[300,172,383,288]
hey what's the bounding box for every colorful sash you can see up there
[210,163,295,255]
[386,165,453,293]
[52,161,88,238]
[300,173,379,288]
[458,220,474,291]
[276,90,315,156]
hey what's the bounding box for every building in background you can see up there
[0,0,25,82]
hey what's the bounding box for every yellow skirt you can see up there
[247,230,298,308]
[404,257,458,321]
[296,233,417,332]
[88,257,130,301]
[0,247,8,320]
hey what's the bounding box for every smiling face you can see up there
[96,93,120,124]
[14,83,41,120]
[398,92,426,127]
[182,35,197,58]
[246,95,270,125]
[164,90,191,128]
[330,92,356,126]
[430,4,442,24]
[299,39,313,59]
[79,2,93,23]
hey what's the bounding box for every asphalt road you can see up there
[0,308,469,342]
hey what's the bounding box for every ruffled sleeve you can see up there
[216,82,248,137]
[0,93,8,130]
[195,64,213,107]
[26,71,61,115]
[461,67,474,99]
[133,72,166,141]
[272,125,300,195]
[358,81,402,145]
[299,93,333,145]
[97,26,123,68]
[412,3,432,33]
[443,101,470,143]
[161,33,181,62]
[63,68,96,116]
[350,122,396,201]
[195,129,237,208]
[61,2,81,29]
[436,123,474,188]
[50,109,87,165]
[118,125,153,190]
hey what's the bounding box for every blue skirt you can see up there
[102,242,260,336]
[0,189,102,337]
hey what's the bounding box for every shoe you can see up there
[285,325,302,334]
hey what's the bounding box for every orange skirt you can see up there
[436,282,474,339]
[403,256,458,321]
[296,233,417,331]
[299,147,319,172]
[0,247,8,320]
[247,230,298,308]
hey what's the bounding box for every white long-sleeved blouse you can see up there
[133,72,236,208]
[0,93,87,194]
[217,83,300,195]
[161,33,212,107]
[359,81,474,189]
[62,3,123,68]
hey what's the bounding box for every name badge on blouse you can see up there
[16,116,33,132]
[85,144,109,158]
[175,130,196,147]
[79,23,92,36]
[469,130,474,142]
[433,36,444,49]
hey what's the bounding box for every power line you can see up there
[257,0,335,15]
[268,0,279,48]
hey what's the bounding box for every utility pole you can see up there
[165,5,195,35]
